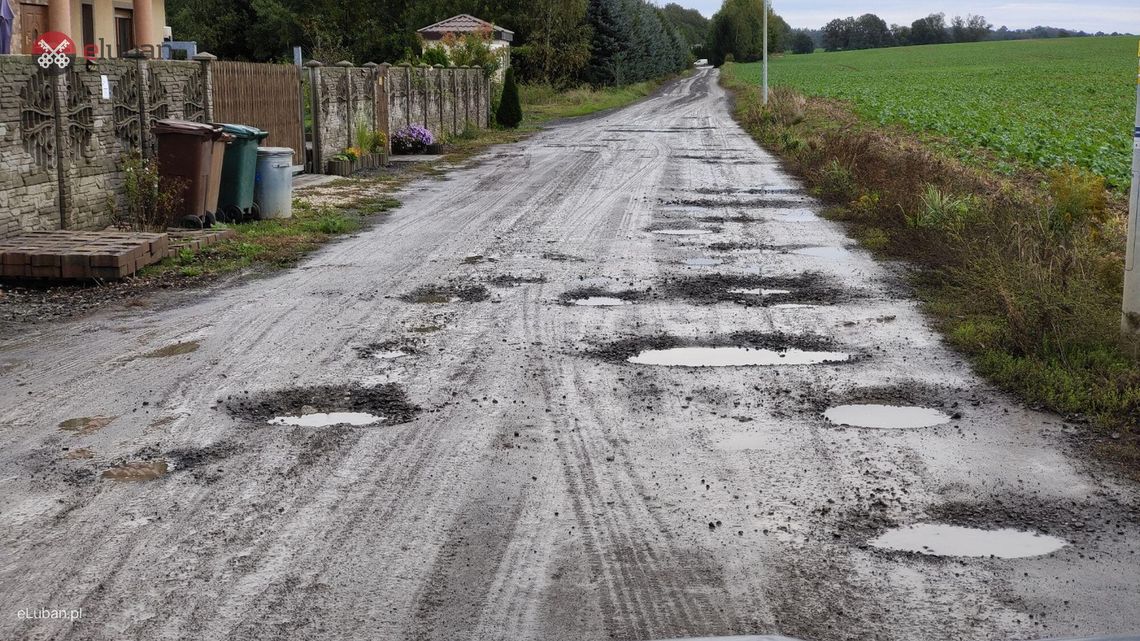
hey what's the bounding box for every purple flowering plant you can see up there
[391,125,435,154]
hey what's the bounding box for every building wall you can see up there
[9,0,165,57]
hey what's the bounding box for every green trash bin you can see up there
[217,124,269,222]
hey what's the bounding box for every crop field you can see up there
[732,37,1138,188]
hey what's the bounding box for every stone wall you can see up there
[0,55,210,240]
[308,62,490,173]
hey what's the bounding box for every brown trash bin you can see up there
[152,119,226,227]
[205,131,234,219]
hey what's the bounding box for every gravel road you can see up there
[2,68,1138,641]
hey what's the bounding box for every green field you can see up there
[733,37,1138,188]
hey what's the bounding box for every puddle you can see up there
[489,274,547,287]
[143,341,200,358]
[411,325,442,333]
[628,347,851,367]
[64,448,94,460]
[772,303,817,309]
[102,460,169,481]
[58,416,116,435]
[653,229,713,236]
[727,288,791,296]
[573,297,631,307]
[685,257,723,267]
[870,524,1067,558]
[270,412,384,427]
[793,246,850,259]
[824,404,951,429]
[372,350,410,359]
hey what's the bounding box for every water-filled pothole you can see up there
[488,274,547,288]
[652,228,713,236]
[227,384,419,426]
[629,346,851,367]
[661,273,844,306]
[270,412,384,427]
[824,404,952,429]
[573,297,631,307]
[357,341,417,360]
[870,524,1067,558]
[590,332,854,367]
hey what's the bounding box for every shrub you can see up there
[391,125,434,154]
[496,67,523,128]
[1045,165,1108,239]
[907,184,979,234]
[119,152,183,231]
[421,45,450,67]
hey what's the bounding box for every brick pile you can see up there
[0,231,169,280]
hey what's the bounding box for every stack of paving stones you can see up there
[165,229,237,259]
[0,228,236,281]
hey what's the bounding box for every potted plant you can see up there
[327,147,359,176]
[392,125,434,155]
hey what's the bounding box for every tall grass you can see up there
[721,63,1140,455]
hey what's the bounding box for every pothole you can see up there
[630,346,851,367]
[488,274,547,288]
[102,460,169,481]
[143,341,200,358]
[591,332,854,367]
[400,285,489,304]
[824,404,952,429]
[652,228,714,236]
[226,384,420,426]
[660,273,845,306]
[870,524,1067,558]
[58,416,116,435]
[356,340,417,360]
[560,287,643,306]
[660,197,797,209]
[685,257,723,267]
[270,411,384,427]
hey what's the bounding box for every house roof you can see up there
[417,14,514,42]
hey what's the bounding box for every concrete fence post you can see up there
[335,61,354,152]
[378,62,392,154]
[304,60,324,173]
[192,52,216,122]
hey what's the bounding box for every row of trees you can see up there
[819,13,992,52]
[707,0,790,66]
[167,0,701,88]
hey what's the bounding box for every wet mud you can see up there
[588,331,846,364]
[400,284,490,304]
[658,272,847,306]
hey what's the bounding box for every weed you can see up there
[816,159,856,203]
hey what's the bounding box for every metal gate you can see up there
[211,61,304,163]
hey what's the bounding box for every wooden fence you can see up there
[211,61,304,163]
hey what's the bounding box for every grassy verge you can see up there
[519,76,681,122]
[719,63,1139,466]
[137,76,673,282]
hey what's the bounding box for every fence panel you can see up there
[212,61,304,161]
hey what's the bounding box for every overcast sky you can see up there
[670,0,1140,32]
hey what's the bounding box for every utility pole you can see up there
[1124,39,1140,334]
[762,0,769,105]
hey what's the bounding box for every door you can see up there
[19,3,47,54]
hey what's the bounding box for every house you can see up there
[1,0,166,58]
[417,13,513,81]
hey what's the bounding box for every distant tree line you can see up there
[708,0,790,66]
[167,0,703,88]
[787,11,1127,53]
